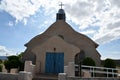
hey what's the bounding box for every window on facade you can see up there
[58,34,64,39]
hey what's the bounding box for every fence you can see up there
[77,65,120,78]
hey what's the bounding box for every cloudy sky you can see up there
[0,0,120,59]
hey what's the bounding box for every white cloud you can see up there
[63,0,120,44]
[0,0,41,25]
[93,20,120,44]
[0,0,59,25]
[41,20,52,28]
[0,45,16,56]
[81,30,96,35]
[110,0,120,7]
[0,0,120,44]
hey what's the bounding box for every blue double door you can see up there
[45,52,64,74]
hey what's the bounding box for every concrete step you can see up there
[33,74,58,80]
[32,78,58,80]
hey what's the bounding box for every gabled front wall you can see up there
[32,36,80,74]
[23,20,101,67]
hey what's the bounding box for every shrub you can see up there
[82,57,96,66]
[0,64,2,72]
[104,58,116,68]
[103,58,116,77]
[0,59,2,64]
[4,55,24,72]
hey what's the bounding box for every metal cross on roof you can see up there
[59,2,64,9]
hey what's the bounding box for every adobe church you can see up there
[22,7,101,74]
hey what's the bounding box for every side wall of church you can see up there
[83,46,101,66]
[22,49,36,64]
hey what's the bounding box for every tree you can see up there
[18,52,24,71]
[104,58,116,68]
[103,58,116,77]
[7,56,19,61]
[82,57,96,66]
[4,55,24,72]
[0,64,2,72]
[0,59,3,72]
[18,52,24,59]
[0,59,3,64]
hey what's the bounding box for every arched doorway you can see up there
[75,50,85,76]
[75,50,85,64]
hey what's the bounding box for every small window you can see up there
[58,34,64,39]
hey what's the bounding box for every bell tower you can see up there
[56,2,66,21]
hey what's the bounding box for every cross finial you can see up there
[59,2,64,9]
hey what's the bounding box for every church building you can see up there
[22,7,101,74]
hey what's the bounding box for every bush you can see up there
[0,59,3,64]
[82,57,96,66]
[103,58,116,77]
[104,58,116,68]
[0,64,2,72]
[4,55,24,72]
[7,56,19,61]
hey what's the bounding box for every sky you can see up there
[0,0,120,60]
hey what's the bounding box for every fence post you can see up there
[79,62,82,77]
[93,67,94,77]
[18,71,32,80]
[112,69,114,78]
[90,67,92,77]
[68,62,75,77]
[58,73,67,80]
[107,69,108,78]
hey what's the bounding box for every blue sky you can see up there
[0,0,120,59]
